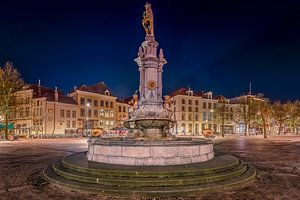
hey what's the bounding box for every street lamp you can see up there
[86,102,91,137]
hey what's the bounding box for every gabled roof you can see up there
[73,81,112,96]
[21,84,77,105]
[169,87,221,100]
[170,87,203,97]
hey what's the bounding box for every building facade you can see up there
[12,82,130,137]
[170,88,219,136]
[13,83,78,137]
[69,82,129,134]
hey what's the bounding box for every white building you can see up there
[170,88,220,136]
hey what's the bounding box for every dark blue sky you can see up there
[0,0,299,100]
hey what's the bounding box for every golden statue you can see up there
[142,2,154,36]
[163,95,174,111]
[129,93,139,113]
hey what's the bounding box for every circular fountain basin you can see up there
[123,118,176,138]
[87,138,214,166]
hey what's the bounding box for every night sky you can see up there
[1,0,300,101]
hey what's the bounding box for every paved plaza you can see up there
[0,136,299,200]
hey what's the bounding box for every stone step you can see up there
[43,163,256,196]
[62,152,239,178]
[53,159,247,187]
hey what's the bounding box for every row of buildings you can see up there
[10,81,250,137]
[13,81,128,137]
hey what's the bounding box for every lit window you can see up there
[66,110,70,118]
[60,110,65,117]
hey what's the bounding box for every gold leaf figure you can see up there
[142,2,154,36]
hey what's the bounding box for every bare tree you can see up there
[214,96,233,137]
[271,101,293,135]
[286,101,300,134]
[233,96,258,136]
[256,100,271,138]
[0,62,24,140]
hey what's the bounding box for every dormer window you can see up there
[186,88,193,96]
[205,91,213,99]
[104,90,110,96]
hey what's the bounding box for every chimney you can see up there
[54,86,59,101]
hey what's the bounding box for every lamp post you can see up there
[86,102,91,137]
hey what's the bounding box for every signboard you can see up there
[0,123,14,130]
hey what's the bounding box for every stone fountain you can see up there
[43,3,256,196]
[87,2,214,166]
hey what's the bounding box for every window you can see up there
[104,90,110,96]
[208,124,212,129]
[80,98,85,105]
[188,106,192,112]
[105,101,109,107]
[110,121,114,126]
[72,121,76,128]
[195,114,199,121]
[213,124,217,132]
[25,107,30,117]
[182,99,185,104]
[60,109,65,117]
[208,103,212,109]
[213,103,217,109]
[123,106,126,112]
[66,110,70,118]
[100,109,104,117]
[195,100,199,105]
[94,100,98,107]
[195,123,199,134]
[195,107,199,112]
[182,113,185,121]
[188,99,192,105]
[88,109,91,117]
[100,100,104,107]
[80,108,85,117]
[25,97,30,104]
[181,123,186,132]
[202,123,206,131]
[188,123,192,132]
[203,112,207,121]
[100,120,103,126]
[182,106,185,112]
[19,108,24,118]
[203,102,207,109]
[110,102,113,108]
[72,110,76,118]
[188,114,192,121]
[94,109,98,117]
[118,106,121,112]
[66,121,70,128]
[104,110,109,117]
[87,99,92,105]
[208,112,212,121]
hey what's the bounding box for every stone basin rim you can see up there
[89,138,213,147]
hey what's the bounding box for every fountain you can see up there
[43,3,256,196]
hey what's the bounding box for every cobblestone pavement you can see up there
[0,136,299,200]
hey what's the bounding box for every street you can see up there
[0,136,299,200]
